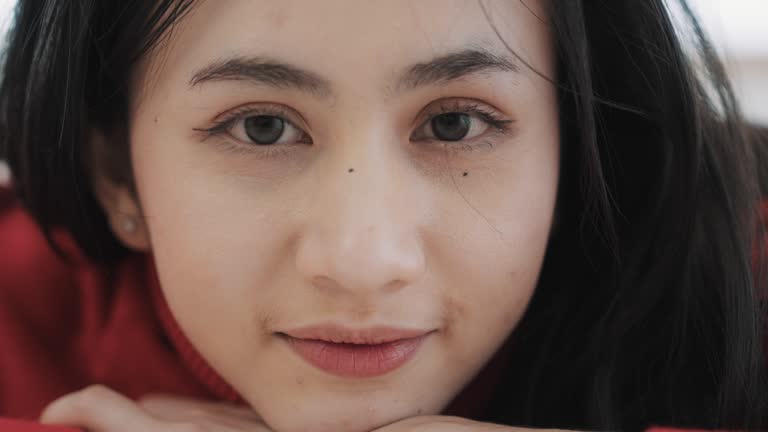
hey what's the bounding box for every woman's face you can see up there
[125,1,558,431]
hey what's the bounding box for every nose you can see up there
[294,138,427,298]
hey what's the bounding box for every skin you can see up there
[89,1,560,431]
[39,385,573,431]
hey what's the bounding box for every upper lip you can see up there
[280,324,432,345]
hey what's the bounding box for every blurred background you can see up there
[0,0,765,183]
[682,0,768,126]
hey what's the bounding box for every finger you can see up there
[40,385,159,432]
[373,415,521,432]
[139,395,262,423]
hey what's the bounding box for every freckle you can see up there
[296,376,304,385]
[462,172,468,177]
[348,168,355,173]
[417,409,423,414]
[154,116,158,123]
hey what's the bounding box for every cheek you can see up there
[128,123,294,359]
[438,211,551,367]
[437,140,559,365]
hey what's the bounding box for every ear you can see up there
[89,129,151,252]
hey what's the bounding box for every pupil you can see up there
[245,116,284,145]
[432,113,470,141]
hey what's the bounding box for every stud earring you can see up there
[121,216,137,233]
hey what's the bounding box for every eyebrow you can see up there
[396,48,519,91]
[190,56,332,97]
[189,47,519,97]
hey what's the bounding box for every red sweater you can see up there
[0,187,241,430]
[0,186,747,431]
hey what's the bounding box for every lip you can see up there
[282,325,431,345]
[279,325,431,378]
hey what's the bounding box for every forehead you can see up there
[138,0,552,101]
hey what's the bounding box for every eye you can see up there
[410,101,512,144]
[231,115,306,146]
[195,104,312,150]
[430,112,482,141]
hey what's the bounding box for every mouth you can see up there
[277,325,432,378]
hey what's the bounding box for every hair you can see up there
[1,1,766,431]
[754,126,768,194]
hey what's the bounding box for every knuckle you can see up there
[184,407,211,419]
[169,422,210,432]
[72,385,112,410]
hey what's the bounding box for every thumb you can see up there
[40,385,158,432]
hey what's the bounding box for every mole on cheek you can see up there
[462,172,469,177]
[348,168,355,173]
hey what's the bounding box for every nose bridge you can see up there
[295,127,426,296]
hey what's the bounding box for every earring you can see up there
[121,216,137,234]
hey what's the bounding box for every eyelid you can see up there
[203,102,311,136]
[411,97,515,141]
[413,97,509,126]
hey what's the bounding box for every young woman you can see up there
[0,1,766,431]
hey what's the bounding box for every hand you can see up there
[40,385,270,432]
[371,415,577,432]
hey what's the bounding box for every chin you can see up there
[263,408,417,432]
[268,415,396,432]
[252,392,442,432]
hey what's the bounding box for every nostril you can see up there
[382,279,408,294]
[310,275,339,292]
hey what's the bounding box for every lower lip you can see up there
[283,334,426,378]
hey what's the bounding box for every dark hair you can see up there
[0,0,198,261]
[1,1,766,431]
[753,126,768,194]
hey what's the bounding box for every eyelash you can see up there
[415,100,514,152]
[194,100,515,158]
[194,104,309,159]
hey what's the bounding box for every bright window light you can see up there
[687,0,768,59]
